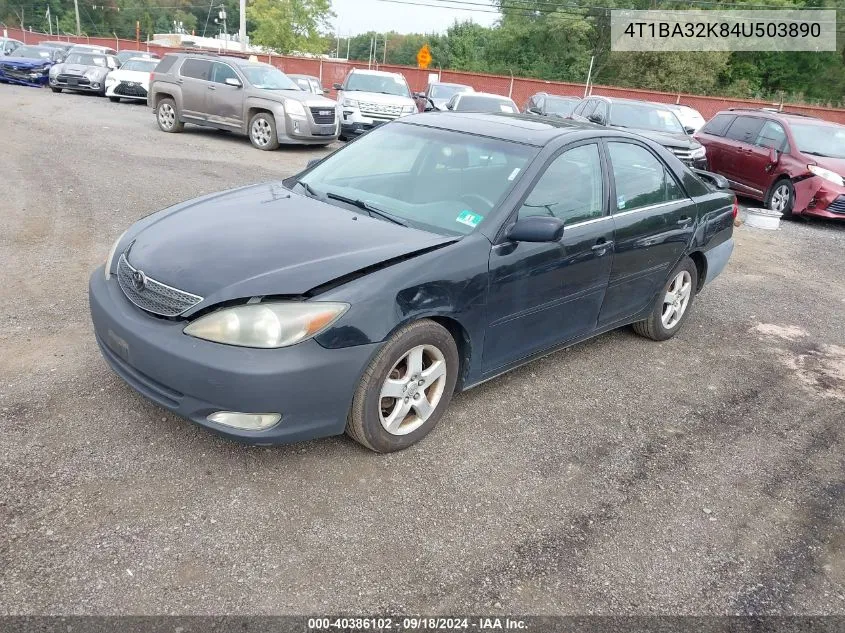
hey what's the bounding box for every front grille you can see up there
[57,73,90,86]
[117,253,203,317]
[828,195,845,214]
[309,106,336,125]
[114,81,147,97]
[669,147,694,161]
[359,101,402,119]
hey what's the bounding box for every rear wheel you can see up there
[248,112,280,151]
[633,257,698,341]
[766,178,795,218]
[346,320,459,453]
[156,97,184,133]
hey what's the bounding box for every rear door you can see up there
[483,141,614,373]
[695,113,735,174]
[720,115,766,195]
[178,58,212,120]
[598,140,695,326]
[208,61,244,129]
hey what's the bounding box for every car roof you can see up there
[588,95,675,110]
[432,81,470,87]
[717,108,830,125]
[402,112,612,146]
[461,92,514,101]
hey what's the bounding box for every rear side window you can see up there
[724,116,765,143]
[180,58,212,81]
[701,113,735,137]
[153,55,178,74]
[608,142,684,212]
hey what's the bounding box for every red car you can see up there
[694,108,845,219]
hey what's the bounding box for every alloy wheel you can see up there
[158,103,175,130]
[770,184,790,213]
[251,118,272,147]
[662,270,692,329]
[379,344,448,436]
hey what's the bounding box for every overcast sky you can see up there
[331,0,501,35]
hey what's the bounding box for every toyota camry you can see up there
[89,113,736,452]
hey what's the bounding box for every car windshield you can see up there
[430,84,470,100]
[454,95,517,113]
[610,103,685,134]
[12,46,51,59]
[345,73,410,97]
[295,123,537,236]
[240,65,299,90]
[790,122,845,159]
[545,97,577,116]
[65,53,107,66]
[121,59,157,72]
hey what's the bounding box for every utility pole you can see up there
[73,0,81,35]
[383,35,387,64]
[238,0,245,51]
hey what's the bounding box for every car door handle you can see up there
[592,240,613,254]
[208,85,216,90]
[676,216,692,225]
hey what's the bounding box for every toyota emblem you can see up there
[132,270,147,292]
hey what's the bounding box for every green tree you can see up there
[247,0,333,54]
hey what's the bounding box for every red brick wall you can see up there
[8,26,845,125]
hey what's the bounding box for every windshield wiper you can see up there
[803,151,832,157]
[324,192,408,226]
[296,180,321,199]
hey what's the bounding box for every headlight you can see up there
[105,75,117,86]
[84,69,100,81]
[183,302,349,348]
[104,230,127,280]
[808,164,844,186]
[401,105,416,115]
[342,98,359,108]
[284,99,306,117]
[689,146,706,160]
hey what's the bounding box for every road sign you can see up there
[417,44,432,69]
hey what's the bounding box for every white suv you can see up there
[334,69,417,140]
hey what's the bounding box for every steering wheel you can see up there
[459,193,495,213]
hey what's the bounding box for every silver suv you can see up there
[334,69,417,141]
[149,53,339,150]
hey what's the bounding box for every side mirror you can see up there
[306,158,323,169]
[332,83,342,90]
[691,168,730,190]
[224,77,242,88]
[506,216,565,243]
[684,126,696,135]
[768,146,780,164]
[322,88,330,94]
[528,106,542,115]
[414,91,426,99]
[587,113,604,125]
[446,103,454,110]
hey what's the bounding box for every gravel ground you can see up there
[1,85,844,616]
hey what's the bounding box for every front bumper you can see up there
[50,75,104,92]
[106,81,149,100]
[796,178,845,219]
[0,69,49,87]
[341,109,408,137]
[277,112,339,145]
[89,268,381,444]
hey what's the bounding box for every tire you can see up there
[346,319,459,453]
[108,96,120,103]
[156,97,184,133]
[248,112,280,151]
[50,87,62,93]
[766,178,795,218]
[633,257,699,342]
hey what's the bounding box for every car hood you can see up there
[341,90,415,108]
[1,56,51,68]
[123,183,457,307]
[253,88,335,108]
[614,126,701,149]
[808,155,845,176]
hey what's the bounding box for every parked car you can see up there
[0,45,61,86]
[106,57,158,102]
[446,92,518,113]
[115,50,158,65]
[524,93,580,118]
[334,68,417,140]
[415,81,473,111]
[68,44,118,56]
[695,108,845,219]
[667,103,706,134]
[288,73,326,95]
[49,51,119,94]
[572,96,707,169]
[0,37,23,56]
[89,112,735,452]
[149,53,339,149]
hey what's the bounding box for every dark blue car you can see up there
[89,113,736,452]
[0,45,60,87]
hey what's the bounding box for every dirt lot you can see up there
[1,84,844,615]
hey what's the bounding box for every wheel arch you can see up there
[687,250,707,294]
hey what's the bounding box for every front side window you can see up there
[180,58,211,81]
[755,121,788,151]
[519,144,604,225]
[608,142,684,212]
[211,62,239,84]
[296,123,537,236]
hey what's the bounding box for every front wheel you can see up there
[108,96,120,103]
[766,178,795,218]
[633,257,698,341]
[50,87,62,93]
[248,112,280,150]
[346,320,459,453]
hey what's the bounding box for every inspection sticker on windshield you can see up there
[508,168,521,181]
[617,194,627,209]
[456,210,484,228]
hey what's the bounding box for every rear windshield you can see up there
[430,84,470,100]
[545,97,578,116]
[455,95,517,113]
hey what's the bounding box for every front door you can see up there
[483,142,614,373]
[598,140,695,326]
[745,120,789,195]
[208,61,245,129]
[178,58,212,120]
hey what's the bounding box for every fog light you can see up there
[207,411,281,430]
